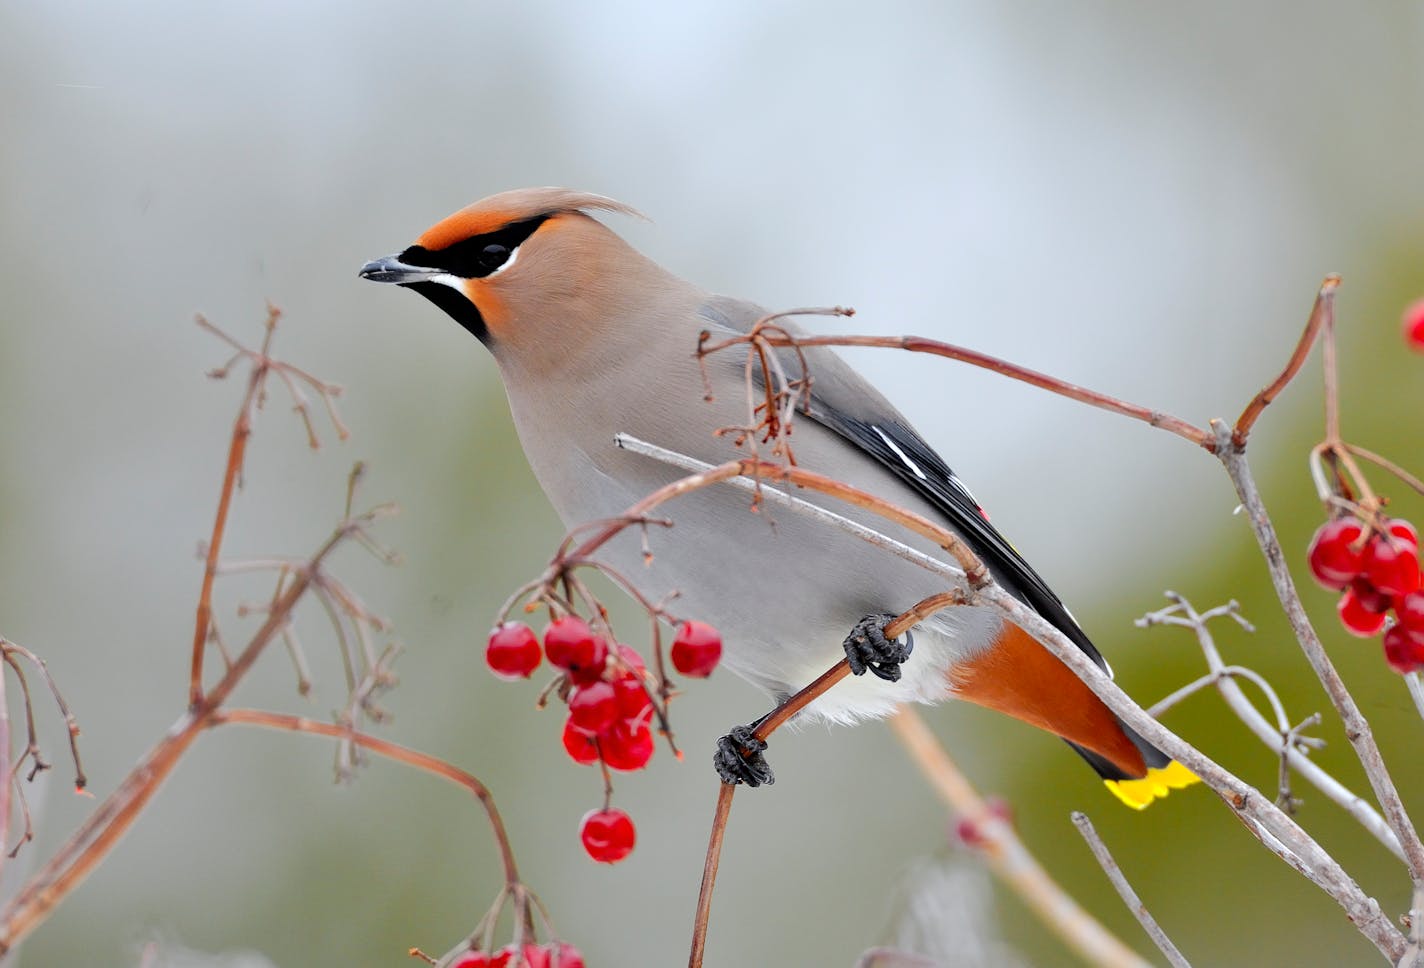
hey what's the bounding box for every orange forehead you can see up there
[416,204,536,251]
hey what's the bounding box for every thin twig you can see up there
[700,329,1213,450]
[1138,595,1400,859]
[0,506,375,953]
[1071,812,1190,968]
[1233,276,1340,445]
[1345,443,1424,498]
[688,783,735,968]
[214,709,521,887]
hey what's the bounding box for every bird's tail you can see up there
[1068,721,1199,810]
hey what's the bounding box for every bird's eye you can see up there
[480,244,511,270]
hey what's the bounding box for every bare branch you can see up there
[1072,812,1190,968]
[1213,421,1424,884]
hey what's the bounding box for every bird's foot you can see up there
[714,724,774,787]
[843,612,914,682]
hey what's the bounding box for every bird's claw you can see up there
[843,612,914,682]
[714,724,775,787]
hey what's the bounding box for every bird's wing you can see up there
[697,296,1109,674]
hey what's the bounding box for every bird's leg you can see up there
[714,714,775,787]
[843,612,914,682]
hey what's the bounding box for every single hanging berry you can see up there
[670,620,723,677]
[579,807,636,863]
[486,623,542,680]
[1306,519,1365,590]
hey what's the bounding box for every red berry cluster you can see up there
[1307,516,1424,671]
[484,614,723,864]
[450,941,584,968]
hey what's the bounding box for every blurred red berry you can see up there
[492,944,550,968]
[670,621,723,677]
[1403,298,1424,352]
[1388,519,1420,550]
[1383,625,1424,674]
[561,717,600,766]
[616,643,645,671]
[1306,519,1365,589]
[568,681,618,734]
[1350,578,1393,613]
[1338,587,1389,637]
[1364,534,1421,596]
[544,942,585,968]
[544,617,605,678]
[611,671,653,722]
[579,807,636,863]
[1397,591,1424,632]
[450,953,491,968]
[601,720,654,771]
[954,815,986,848]
[486,623,542,680]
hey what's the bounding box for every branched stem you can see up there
[214,709,521,887]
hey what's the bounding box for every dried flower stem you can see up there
[214,709,521,887]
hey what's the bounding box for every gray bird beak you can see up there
[358,254,440,285]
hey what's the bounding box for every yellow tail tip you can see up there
[1103,760,1200,810]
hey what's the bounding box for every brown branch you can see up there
[701,329,1213,451]
[688,782,734,968]
[0,514,361,954]
[1233,275,1340,446]
[689,592,967,968]
[1344,443,1424,498]
[190,306,281,707]
[213,709,520,887]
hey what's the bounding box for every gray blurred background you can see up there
[3,2,1424,965]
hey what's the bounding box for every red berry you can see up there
[567,681,618,734]
[601,720,654,771]
[486,623,542,680]
[543,617,606,680]
[1397,590,1424,632]
[1383,625,1424,674]
[670,621,723,678]
[1389,519,1420,550]
[579,808,636,863]
[1306,519,1365,589]
[492,944,549,968]
[561,717,600,766]
[1403,298,1424,352]
[954,815,986,848]
[1364,534,1421,596]
[544,943,585,968]
[1339,587,1389,637]
[611,671,653,722]
[450,953,491,968]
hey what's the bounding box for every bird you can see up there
[359,187,1197,809]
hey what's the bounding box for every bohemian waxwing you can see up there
[360,187,1196,808]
